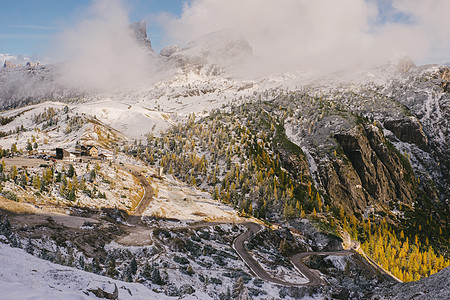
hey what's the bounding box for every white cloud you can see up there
[54,0,158,91]
[50,0,450,86]
[392,0,450,63]
[160,0,448,74]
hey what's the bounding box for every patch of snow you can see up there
[324,255,349,271]
[285,124,322,189]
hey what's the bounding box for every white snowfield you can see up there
[74,99,176,139]
[0,243,163,299]
[0,243,213,300]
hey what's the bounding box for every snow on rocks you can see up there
[324,255,349,272]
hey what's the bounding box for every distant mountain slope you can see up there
[0,54,41,67]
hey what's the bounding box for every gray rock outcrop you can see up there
[130,21,153,52]
[160,45,180,57]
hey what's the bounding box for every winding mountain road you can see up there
[119,166,351,286]
[117,169,395,287]
[233,222,354,286]
[291,250,353,285]
[233,222,296,285]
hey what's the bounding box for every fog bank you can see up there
[55,0,157,91]
[160,0,450,74]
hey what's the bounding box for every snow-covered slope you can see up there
[374,266,450,299]
[0,243,174,300]
[74,99,176,138]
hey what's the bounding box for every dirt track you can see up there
[2,157,51,168]
[127,171,153,226]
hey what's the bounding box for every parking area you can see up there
[1,157,53,168]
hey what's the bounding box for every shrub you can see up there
[173,255,189,265]
[1,191,19,202]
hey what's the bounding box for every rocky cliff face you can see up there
[160,45,180,57]
[168,29,253,69]
[130,21,153,52]
[382,66,449,202]
[383,117,428,150]
[319,124,416,214]
[282,64,449,221]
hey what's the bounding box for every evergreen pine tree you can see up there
[92,258,101,274]
[67,164,75,178]
[26,141,33,152]
[25,237,34,254]
[151,267,163,285]
[130,257,137,275]
[78,255,85,269]
[140,262,152,280]
[106,257,118,278]
[232,277,249,300]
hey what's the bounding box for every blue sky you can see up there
[0,0,184,55]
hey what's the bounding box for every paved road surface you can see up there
[233,222,297,285]
[233,222,356,286]
[233,223,397,286]
[291,250,353,285]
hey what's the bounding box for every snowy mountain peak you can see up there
[169,29,253,69]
